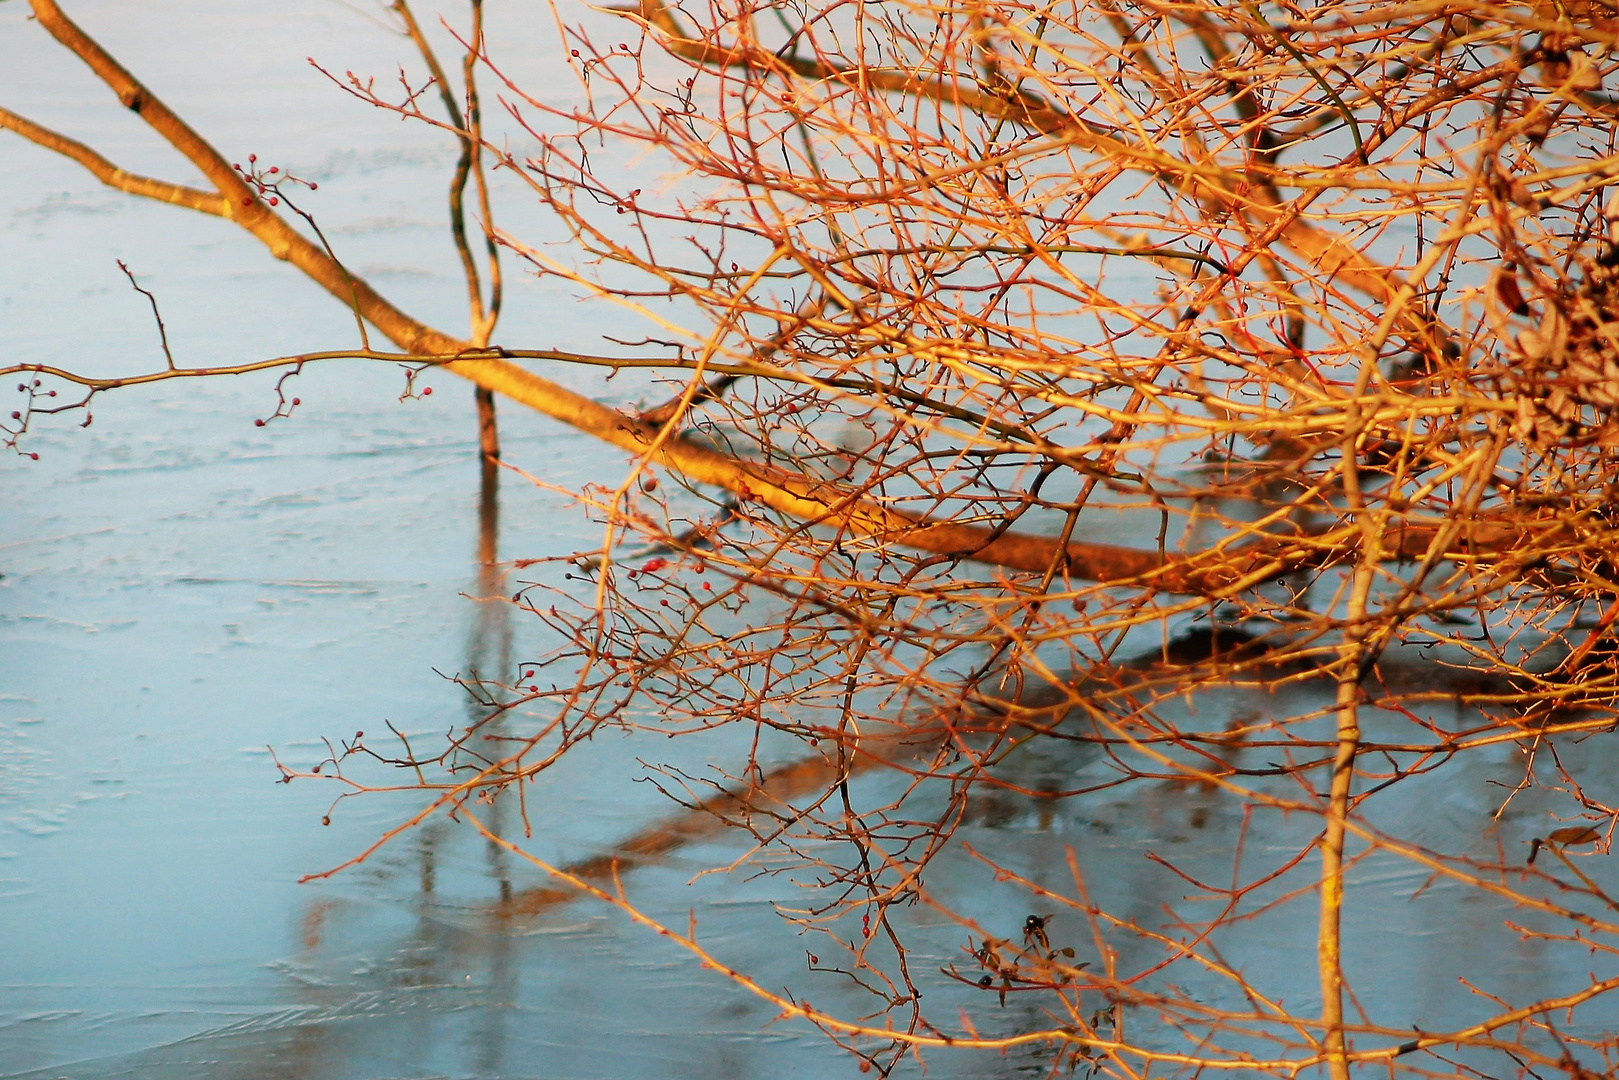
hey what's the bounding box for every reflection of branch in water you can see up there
[492,744,894,919]
[467,455,520,1060]
[481,628,1255,923]
[467,454,515,910]
[283,459,520,1074]
[481,619,1583,926]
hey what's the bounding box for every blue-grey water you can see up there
[4,4,1619,1078]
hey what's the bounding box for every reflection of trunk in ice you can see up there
[288,455,526,1070]
[469,451,515,904]
[479,614,1540,927]
[467,451,519,1070]
[287,455,521,1070]
[483,627,1279,922]
[493,736,921,918]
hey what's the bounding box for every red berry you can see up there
[249,153,257,162]
[28,452,38,460]
[267,197,278,206]
[291,398,301,406]
[421,387,432,396]
[9,411,18,420]
[308,182,318,190]
[255,419,266,427]
[267,166,278,174]
[660,599,669,607]
[642,558,667,573]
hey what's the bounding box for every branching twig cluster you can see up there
[11,0,1619,1075]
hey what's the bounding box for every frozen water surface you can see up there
[2,3,1618,1078]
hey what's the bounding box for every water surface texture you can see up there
[3,4,1616,1079]
[0,5,845,1075]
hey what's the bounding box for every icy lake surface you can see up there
[3,3,1617,1077]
